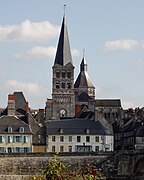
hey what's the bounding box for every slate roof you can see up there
[0,115,32,134]
[78,92,92,102]
[14,92,27,115]
[136,124,144,137]
[74,71,94,88]
[74,57,94,88]
[54,15,73,66]
[96,99,121,107]
[46,118,113,135]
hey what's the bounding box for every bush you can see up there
[31,154,105,180]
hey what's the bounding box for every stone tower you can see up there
[52,15,75,119]
[74,56,95,112]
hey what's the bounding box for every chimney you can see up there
[8,94,15,115]
[75,104,81,117]
[26,101,29,113]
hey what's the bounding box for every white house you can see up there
[46,118,113,153]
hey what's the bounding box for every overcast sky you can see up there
[0,0,144,109]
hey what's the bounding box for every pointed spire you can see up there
[54,14,73,66]
[80,50,87,72]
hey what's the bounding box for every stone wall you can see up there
[0,152,112,180]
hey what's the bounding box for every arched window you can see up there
[67,82,71,89]
[67,72,71,78]
[62,82,65,89]
[56,71,60,78]
[62,71,66,78]
[56,81,60,89]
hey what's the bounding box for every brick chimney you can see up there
[26,101,29,113]
[75,104,81,117]
[8,94,15,115]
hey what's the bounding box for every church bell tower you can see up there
[52,15,75,119]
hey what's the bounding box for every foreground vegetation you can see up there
[31,154,105,180]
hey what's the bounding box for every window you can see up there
[95,136,99,142]
[67,83,71,89]
[86,136,90,142]
[60,146,64,152]
[67,72,71,78]
[62,82,65,89]
[59,128,63,134]
[7,136,12,143]
[19,127,24,133]
[0,147,6,153]
[0,136,3,143]
[77,136,81,142]
[95,146,99,152]
[69,136,72,142]
[52,146,55,152]
[13,136,22,143]
[56,81,60,89]
[56,71,60,78]
[86,129,90,134]
[52,136,55,142]
[24,147,29,153]
[24,136,28,143]
[8,127,12,133]
[68,146,72,152]
[60,136,64,142]
[62,72,65,78]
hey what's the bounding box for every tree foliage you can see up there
[31,154,105,180]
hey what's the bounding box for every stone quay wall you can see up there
[0,152,112,180]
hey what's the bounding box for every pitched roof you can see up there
[46,118,113,135]
[0,115,32,134]
[54,15,73,66]
[74,71,95,88]
[14,92,27,115]
[96,99,121,107]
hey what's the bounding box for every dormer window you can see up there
[8,127,12,133]
[19,127,24,133]
[59,128,63,134]
[85,129,90,134]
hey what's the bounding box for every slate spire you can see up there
[74,56,95,88]
[54,15,73,66]
[80,57,87,72]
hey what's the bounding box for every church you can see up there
[45,14,118,153]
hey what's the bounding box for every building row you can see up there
[0,14,144,153]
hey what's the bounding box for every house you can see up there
[46,118,113,152]
[0,115,32,153]
[0,92,47,152]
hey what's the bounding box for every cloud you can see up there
[0,20,59,42]
[15,46,80,60]
[15,46,56,59]
[104,39,140,51]
[5,80,48,97]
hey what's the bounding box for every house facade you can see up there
[0,116,32,153]
[46,118,113,152]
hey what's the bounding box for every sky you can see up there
[0,0,144,109]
